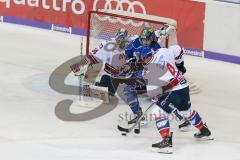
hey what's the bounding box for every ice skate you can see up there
[152,132,173,154]
[178,119,191,132]
[194,123,214,140]
[128,109,147,126]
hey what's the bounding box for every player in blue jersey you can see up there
[122,26,190,130]
[125,27,161,60]
[122,27,161,124]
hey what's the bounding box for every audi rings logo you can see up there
[93,0,146,13]
[93,0,147,27]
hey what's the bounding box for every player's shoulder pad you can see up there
[151,41,161,51]
[131,37,142,49]
[155,30,161,38]
[169,44,181,51]
[169,45,182,57]
[99,40,108,48]
[129,35,138,41]
[154,48,168,57]
[125,36,139,50]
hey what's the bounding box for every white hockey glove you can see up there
[158,24,176,37]
[70,63,88,77]
[156,24,177,47]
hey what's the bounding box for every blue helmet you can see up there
[115,28,129,49]
[115,28,128,42]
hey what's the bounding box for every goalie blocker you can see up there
[71,63,109,103]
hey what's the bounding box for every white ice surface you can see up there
[0,23,240,160]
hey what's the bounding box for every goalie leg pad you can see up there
[98,75,117,96]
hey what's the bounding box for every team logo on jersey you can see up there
[99,43,104,49]
[91,48,99,54]
[104,41,117,51]
[180,78,187,85]
[118,53,125,60]
[155,58,165,69]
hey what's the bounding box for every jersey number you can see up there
[92,48,98,54]
[166,63,175,76]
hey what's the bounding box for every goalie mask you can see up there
[139,27,156,46]
[115,28,129,49]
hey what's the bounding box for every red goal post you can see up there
[86,10,177,54]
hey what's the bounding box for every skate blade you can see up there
[179,126,191,132]
[195,135,214,141]
[140,121,148,127]
[129,121,148,127]
[152,147,173,154]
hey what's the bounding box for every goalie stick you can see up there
[79,37,84,101]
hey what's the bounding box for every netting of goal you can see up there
[86,10,177,54]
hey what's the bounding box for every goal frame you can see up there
[86,10,177,54]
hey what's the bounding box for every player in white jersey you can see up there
[155,24,193,131]
[142,45,213,154]
[73,28,129,96]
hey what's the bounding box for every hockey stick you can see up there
[79,36,84,101]
[117,101,156,134]
[118,90,174,135]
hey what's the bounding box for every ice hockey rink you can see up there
[0,22,240,160]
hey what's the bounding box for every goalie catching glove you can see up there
[155,24,176,38]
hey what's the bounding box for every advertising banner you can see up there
[0,0,205,50]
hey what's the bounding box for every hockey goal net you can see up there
[83,10,199,99]
[86,10,177,54]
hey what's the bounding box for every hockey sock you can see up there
[124,85,141,115]
[129,100,141,114]
[171,108,184,122]
[187,110,204,129]
[155,117,170,137]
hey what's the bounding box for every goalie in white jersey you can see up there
[72,28,129,96]
[141,45,213,154]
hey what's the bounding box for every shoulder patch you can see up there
[103,41,117,52]
[99,43,104,49]
[132,38,142,49]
